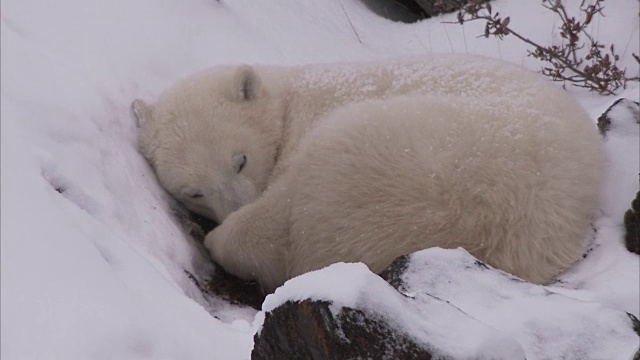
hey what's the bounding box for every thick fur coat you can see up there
[133,55,603,291]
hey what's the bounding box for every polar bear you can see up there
[133,55,603,292]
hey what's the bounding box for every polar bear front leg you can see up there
[204,183,290,292]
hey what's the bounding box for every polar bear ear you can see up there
[233,65,261,101]
[132,99,152,127]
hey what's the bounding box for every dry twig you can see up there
[451,0,640,95]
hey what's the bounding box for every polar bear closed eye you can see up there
[133,54,603,292]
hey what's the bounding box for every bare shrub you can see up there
[452,0,640,95]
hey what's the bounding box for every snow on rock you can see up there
[259,262,526,360]
[553,97,640,318]
[257,246,638,360]
[398,248,640,360]
[597,98,640,138]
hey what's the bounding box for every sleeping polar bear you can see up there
[133,54,603,292]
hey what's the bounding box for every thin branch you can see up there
[447,0,639,95]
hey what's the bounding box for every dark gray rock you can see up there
[361,0,491,21]
[359,0,428,23]
[413,0,490,17]
[597,98,640,136]
[252,300,435,360]
[175,205,266,309]
[378,254,410,289]
[624,191,640,255]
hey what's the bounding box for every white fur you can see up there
[134,55,604,291]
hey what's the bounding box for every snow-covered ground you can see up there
[1,0,638,359]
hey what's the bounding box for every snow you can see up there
[2,0,638,359]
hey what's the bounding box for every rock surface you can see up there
[252,300,435,360]
[597,98,640,136]
[362,0,491,21]
[413,0,490,17]
[625,191,640,255]
[177,207,266,310]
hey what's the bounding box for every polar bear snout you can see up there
[176,179,257,223]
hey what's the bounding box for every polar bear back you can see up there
[286,95,603,284]
[278,55,587,171]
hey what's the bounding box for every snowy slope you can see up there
[1,0,638,359]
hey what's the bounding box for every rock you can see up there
[176,206,266,310]
[597,98,640,136]
[203,267,265,310]
[361,0,491,21]
[359,0,428,23]
[413,0,490,17]
[378,254,410,289]
[624,191,640,255]
[252,300,435,360]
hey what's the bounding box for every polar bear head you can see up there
[132,66,284,223]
